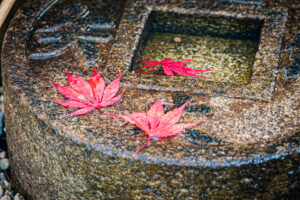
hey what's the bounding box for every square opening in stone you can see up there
[132,11,263,84]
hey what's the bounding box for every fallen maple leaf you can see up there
[46,67,126,118]
[134,58,214,78]
[115,99,204,157]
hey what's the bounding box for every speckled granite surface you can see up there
[1,0,299,199]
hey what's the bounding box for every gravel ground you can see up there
[0,86,25,200]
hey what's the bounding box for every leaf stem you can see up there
[133,64,159,73]
[98,108,115,119]
[133,136,151,157]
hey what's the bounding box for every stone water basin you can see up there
[134,10,262,84]
[1,0,299,199]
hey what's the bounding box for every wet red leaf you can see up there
[47,67,126,118]
[115,100,204,157]
[134,58,214,78]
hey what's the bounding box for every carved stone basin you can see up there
[1,0,299,199]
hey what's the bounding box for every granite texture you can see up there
[1,0,299,199]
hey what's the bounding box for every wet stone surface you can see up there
[282,34,300,80]
[1,0,300,199]
[173,93,211,113]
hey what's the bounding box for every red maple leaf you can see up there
[46,67,126,118]
[115,100,204,157]
[134,58,214,78]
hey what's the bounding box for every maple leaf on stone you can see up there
[115,99,204,157]
[46,67,126,118]
[134,58,214,78]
